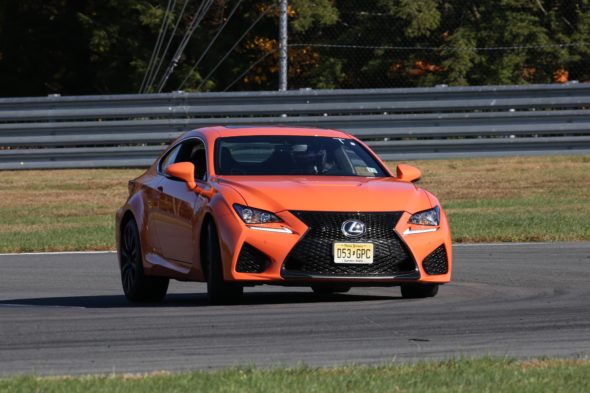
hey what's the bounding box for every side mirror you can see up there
[396,164,421,183]
[166,162,197,190]
[165,162,216,198]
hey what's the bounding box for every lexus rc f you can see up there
[116,126,452,304]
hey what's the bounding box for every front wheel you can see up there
[120,219,169,303]
[205,221,243,305]
[400,283,439,299]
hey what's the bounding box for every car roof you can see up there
[184,126,353,140]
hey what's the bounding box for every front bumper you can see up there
[219,209,452,285]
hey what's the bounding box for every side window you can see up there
[159,139,207,181]
[159,144,182,174]
[189,142,207,181]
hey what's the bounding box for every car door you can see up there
[141,175,164,256]
[155,138,208,265]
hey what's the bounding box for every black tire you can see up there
[120,219,169,303]
[205,221,243,305]
[311,284,351,294]
[400,283,439,299]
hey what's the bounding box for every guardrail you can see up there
[1,83,590,169]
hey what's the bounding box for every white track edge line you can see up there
[453,242,555,247]
[0,251,117,256]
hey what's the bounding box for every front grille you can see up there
[282,211,415,277]
[422,244,448,275]
[236,243,269,273]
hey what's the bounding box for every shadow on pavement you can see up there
[0,291,400,309]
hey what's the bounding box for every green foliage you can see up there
[441,29,478,86]
[306,57,344,89]
[293,0,590,89]
[2,0,590,95]
[390,0,441,38]
[290,0,338,32]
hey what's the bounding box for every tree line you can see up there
[1,0,589,97]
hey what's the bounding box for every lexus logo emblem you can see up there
[341,220,366,237]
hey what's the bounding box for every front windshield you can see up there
[215,135,388,177]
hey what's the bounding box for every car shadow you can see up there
[0,291,400,309]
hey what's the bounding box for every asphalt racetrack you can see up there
[1,242,589,376]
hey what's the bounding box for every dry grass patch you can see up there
[386,155,590,242]
[0,155,588,252]
[394,155,590,202]
[0,168,142,252]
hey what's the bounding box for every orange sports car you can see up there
[116,126,452,304]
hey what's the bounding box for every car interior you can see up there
[161,139,207,181]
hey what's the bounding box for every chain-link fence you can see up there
[4,0,588,95]
[214,0,590,92]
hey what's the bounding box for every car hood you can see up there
[216,176,433,213]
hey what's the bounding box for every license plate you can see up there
[333,242,374,264]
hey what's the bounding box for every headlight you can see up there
[409,206,440,226]
[233,204,282,224]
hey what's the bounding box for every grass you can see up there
[1,358,590,393]
[0,155,588,252]
[412,155,590,242]
[0,168,139,252]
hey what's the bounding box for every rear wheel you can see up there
[311,284,351,294]
[205,221,243,305]
[120,219,169,302]
[400,283,439,299]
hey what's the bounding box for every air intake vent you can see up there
[422,245,448,275]
[236,243,270,273]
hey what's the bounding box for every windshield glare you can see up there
[215,136,388,177]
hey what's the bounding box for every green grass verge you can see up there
[414,155,590,242]
[0,155,588,252]
[1,358,589,393]
[0,168,136,253]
